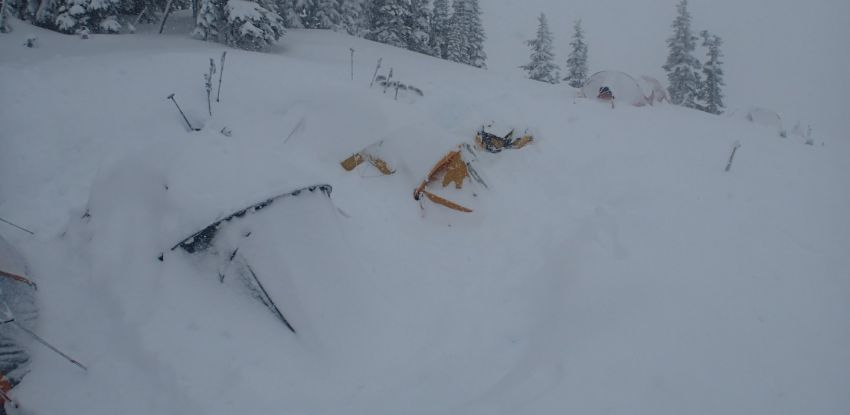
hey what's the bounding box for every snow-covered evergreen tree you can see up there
[54,0,123,34]
[699,30,725,114]
[195,0,284,50]
[429,0,449,59]
[563,19,588,88]
[116,0,187,25]
[275,0,304,28]
[521,13,558,84]
[446,0,485,68]
[0,0,10,33]
[445,0,467,64]
[364,0,410,49]
[339,0,362,35]
[0,0,57,28]
[192,0,225,40]
[222,0,284,50]
[663,0,701,108]
[464,0,484,68]
[300,0,341,30]
[405,0,431,55]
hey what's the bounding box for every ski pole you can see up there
[205,58,215,117]
[349,48,354,81]
[383,68,393,94]
[369,57,382,88]
[725,140,741,172]
[217,51,226,102]
[167,93,199,131]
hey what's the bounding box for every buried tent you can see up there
[168,184,369,339]
[638,75,669,105]
[743,107,783,131]
[338,123,534,214]
[0,234,37,410]
[580,70,650,107]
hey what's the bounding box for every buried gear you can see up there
[474,128,533,154]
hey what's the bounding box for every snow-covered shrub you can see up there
[194,0,284,51]
[54,0,122,34]
[192,0,225,40]
[222,0,284,51]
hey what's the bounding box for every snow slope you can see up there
[1,19,850,415]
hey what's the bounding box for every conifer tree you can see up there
[521,13,559,84]
[699,30,725,114]
[445,0,468,65]
[0,0,10,33]
[365,0,410,49]
[446,0,485,68]
[194,0,284,50]
[339,0,363,35]
[193,0,225,40]
[464,0,485,68]
[563,19,588,88]
[276,0,304,28]
[405,0,432,55]
[222,0,285,51]
[429,0,450,59]
[54,0,123,33]
[301,0,341,30]
[663,0,701,108]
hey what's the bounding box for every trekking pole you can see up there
[369,57,382,88]
[216,51,226,102]
[349,48,354,81]
[383,68,393,94]
[1,304,87,371]
[204,59,215,117]
[167,93,200,131]
[725,140,741,172]
[0,217,34,235]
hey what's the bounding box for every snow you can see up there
[1,12,850,415]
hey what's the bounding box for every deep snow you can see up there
[1,15,850,415]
